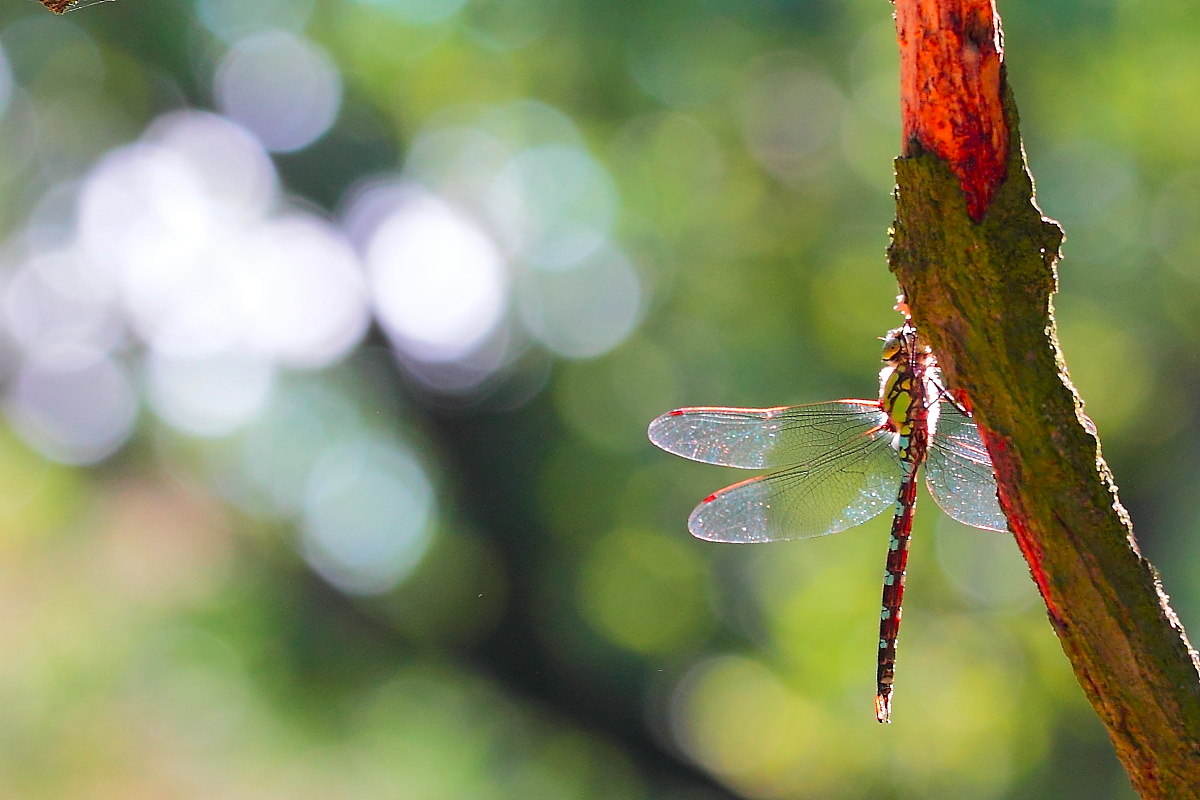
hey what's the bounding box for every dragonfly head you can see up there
[880,328,905,364]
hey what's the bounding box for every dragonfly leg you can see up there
[928,375,973,416]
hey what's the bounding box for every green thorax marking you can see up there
[883,369,916,435]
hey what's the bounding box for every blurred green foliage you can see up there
[0,0,1191,797]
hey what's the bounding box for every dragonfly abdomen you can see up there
[875,462,920,723]
[874,324,934,723]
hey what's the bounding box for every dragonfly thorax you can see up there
[878,324,941,458]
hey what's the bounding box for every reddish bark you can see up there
[895,0,1007,221]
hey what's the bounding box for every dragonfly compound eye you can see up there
[880,330,903,361]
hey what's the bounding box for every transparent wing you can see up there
[687,425,903,542]
[648,400,888,469]
[926,401,1008,532]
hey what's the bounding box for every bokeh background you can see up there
[0,0,1193,796]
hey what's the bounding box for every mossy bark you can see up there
[889,79,1200,797]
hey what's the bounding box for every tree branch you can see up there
[888,1,1200,795]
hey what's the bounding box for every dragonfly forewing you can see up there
[647,401,890,470]
[925,401,1008,532]
[688,428,903,542]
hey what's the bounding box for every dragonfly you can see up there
[647,318,1008,723]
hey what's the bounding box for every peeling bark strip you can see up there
[895,0,1007,221]
[38,0,113,13]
